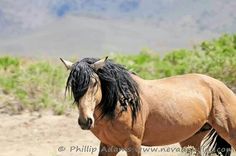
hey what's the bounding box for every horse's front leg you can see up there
[98,142,120,156]
[124,135,142,156]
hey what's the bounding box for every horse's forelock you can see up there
[66,59,95,102]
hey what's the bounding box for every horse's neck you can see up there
[130,73,150,101]
[93,73,146,125]
[130,73,145,84]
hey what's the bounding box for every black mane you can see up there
[66,58,141,122]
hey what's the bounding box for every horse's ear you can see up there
[92,56,108,71]
[60,58,74,70]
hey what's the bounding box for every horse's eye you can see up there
[93,80,98,87]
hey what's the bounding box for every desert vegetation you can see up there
[0,34,235,114]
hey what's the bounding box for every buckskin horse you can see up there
[60,57,236,156]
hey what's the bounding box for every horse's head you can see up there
[61,57,140,130]
[60,57,107,130]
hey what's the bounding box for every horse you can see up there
[60,57,236,156]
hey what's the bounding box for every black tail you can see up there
[201,128,231,156]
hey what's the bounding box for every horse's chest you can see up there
[91,124,126,147]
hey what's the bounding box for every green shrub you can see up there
[0,56,19,70]
[0,33,235,114]
[0,57,72,114]
[113,33,236,87]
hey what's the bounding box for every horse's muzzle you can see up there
[78,117,93,130]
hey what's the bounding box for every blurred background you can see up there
[0,0,235,58]
[0,1,236,156]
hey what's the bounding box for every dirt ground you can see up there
[0,111,235,156]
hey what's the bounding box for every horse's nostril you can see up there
[78,118,81,125]
[87,117,92,125]
[78,117,93,130]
